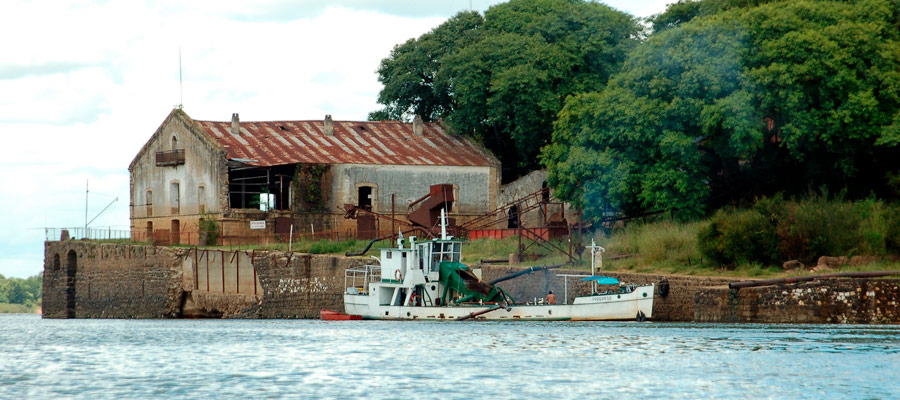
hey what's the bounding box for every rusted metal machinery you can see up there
[343,183,579,263]
[343,183,456,238]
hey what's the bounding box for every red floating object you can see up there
[320,309,362,321]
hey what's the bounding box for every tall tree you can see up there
[369,11,484,122]
[371,0,640,181]
[543,0,900,221]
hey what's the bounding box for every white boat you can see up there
[342,211,653,321]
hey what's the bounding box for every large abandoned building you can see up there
[129,108,501,244]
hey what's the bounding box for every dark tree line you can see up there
[372,0,900,222]
[0,274,42,305]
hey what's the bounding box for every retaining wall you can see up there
[696,279,900,323]
[43,242,900,323]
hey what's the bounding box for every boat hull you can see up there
[345,284,654,321]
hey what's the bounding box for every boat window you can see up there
[386,251,392,259]
[432,242,440,252]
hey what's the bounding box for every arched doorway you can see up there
[65,250,77,318]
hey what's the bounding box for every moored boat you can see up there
[341,210,653,321]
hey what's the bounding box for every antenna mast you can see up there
[178,46,183,109]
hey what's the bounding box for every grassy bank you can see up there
[84,195,900,280]
[0,302,40,314]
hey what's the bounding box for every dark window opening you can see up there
[65,250,77,318]
[541,181,550,203]
[507,205,520,229]
[171,219,180,245]
[227,164,295,211]
[52,253,60,272]
[358,186,373,210]
[279,125,289,131]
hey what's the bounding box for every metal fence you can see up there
[44,227,132,242]
[44,226,364,248]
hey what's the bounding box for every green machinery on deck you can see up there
[437,261,513,305]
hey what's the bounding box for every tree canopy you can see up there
[371,0,640,181]
[542,0,900,222]
[0,273,42,306]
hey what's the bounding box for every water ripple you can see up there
[1,315,899,399]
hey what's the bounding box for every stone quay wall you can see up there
[43,241,185,319]
[695,279,900,324]
[43,242,900,323]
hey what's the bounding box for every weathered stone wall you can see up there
[253,253,369,318]
[43,241,184,318]
[696,279,900,323]
[130,110,228,245]
[44,241,900,323]
[480,266,732,321]
[497,170,574,228]
[43,241,366,319]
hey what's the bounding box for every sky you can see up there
[0,0,670,279]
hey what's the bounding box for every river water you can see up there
[0,314,897,399]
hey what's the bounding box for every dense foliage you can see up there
[543,0,900,221]
[699,194,900,267]
[0,274,42,306]
[370,0,640,180]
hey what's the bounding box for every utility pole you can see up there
[84,180,89,238]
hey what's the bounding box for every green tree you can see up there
[544,0,900,221]
[372,0,640,181]
[369,10,484,122]
[0,274,8,303]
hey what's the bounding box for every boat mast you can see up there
[587,239,605,295]
[440,208,448,240]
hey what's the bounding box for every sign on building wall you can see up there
[250,220,266,230]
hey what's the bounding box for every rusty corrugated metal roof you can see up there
[194,119,498,168]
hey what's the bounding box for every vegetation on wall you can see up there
[292,164,328,212]
[198,215,220,246]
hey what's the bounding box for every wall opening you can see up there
[507,205,520,229]
[357,185,373,210]
[146,190,153,217]
[228,164,294,211]
[171,219,180,245]
[52,253,60,272]
[146,221,153,242]
[198,185,206,213]
[170,182,180,214]
[171,135,178,150]
[65,250,77,318]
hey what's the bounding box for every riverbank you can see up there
[0,303,40,314]
[42,241,900,323]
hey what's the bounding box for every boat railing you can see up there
[345,265,381,295]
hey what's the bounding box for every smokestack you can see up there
[231,113,240,135]
[413,115,423,136]
[324,114,334,136]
